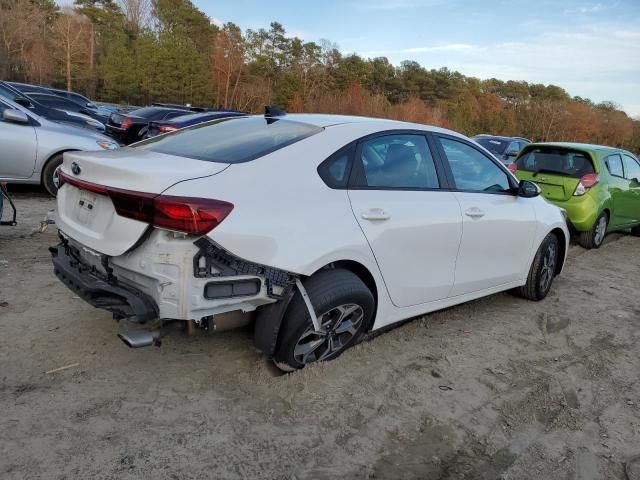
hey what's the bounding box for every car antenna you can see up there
[265,105,286,117]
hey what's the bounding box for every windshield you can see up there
[515,148,595,178]
[475,137,509,155]
[135,116,323,163]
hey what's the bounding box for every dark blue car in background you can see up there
[143,110,246,138]
[472,134,531,166]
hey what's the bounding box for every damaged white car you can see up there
[51,111,569,371]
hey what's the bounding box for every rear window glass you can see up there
[474,137,509,155]
[515,148,595,178]
[135,116,323,163]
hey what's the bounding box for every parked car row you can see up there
[105,105,244,144]
[2,90,637,370]
[0,96,117,195]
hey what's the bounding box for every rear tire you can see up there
[577,212,608,249]
[512,233,559,301]
[42,154,64,197]
[273,269,374,371]
[631,225,640,237]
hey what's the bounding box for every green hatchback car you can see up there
[511,143,640,249]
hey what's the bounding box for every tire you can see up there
[631,225,640,237]
[512,233,559,301]
[42,154,64,197]
[577,211,608,249]
[273,269,374,371]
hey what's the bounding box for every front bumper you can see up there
[50,244,159,323]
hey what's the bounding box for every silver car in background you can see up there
[0,97,118,196]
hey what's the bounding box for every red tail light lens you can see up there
[507,163,517,174]
[121,117,133,130]
[159,125,178,133]
[574,173,599,196]
[58,171,233,235]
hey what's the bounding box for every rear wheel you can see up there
[578,212,608,249]
[512,233,559,301]
[42,154,64,197]
[273,269,374,371]
[631,225,640,237]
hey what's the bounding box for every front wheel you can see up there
[273,269,374,371]
[42,154,64,197]
[578,212,608,249]
[511,233,559,301]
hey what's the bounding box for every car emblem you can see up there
[71,162,81,175]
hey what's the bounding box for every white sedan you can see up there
[51,112,569,371]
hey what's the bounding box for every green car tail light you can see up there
[573,173,600,196]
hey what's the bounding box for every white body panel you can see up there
[348,189,462,306]
[450,192,537,296]
[54,114,570,330]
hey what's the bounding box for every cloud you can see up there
[363,43,478,56]
[359,0,442,11]
[563,3,607,14]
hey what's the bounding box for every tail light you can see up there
[159,124,178,134]
[121,116,133,130]
[507,163,517,174]
[58,171,233,235]
[574,173,599,196]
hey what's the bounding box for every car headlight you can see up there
[96,140,118,150]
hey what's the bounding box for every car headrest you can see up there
[385,144,415,166]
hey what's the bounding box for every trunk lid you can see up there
[514,146,595,202]
[56,149,229,256]
[515,170,580,201]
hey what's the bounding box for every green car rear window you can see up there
[134,116,323,163]
[516,148,595,178]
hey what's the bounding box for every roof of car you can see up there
[267,113,466,139]
[528,142,622,153]
[473,134,531,142]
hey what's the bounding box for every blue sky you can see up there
[196,0,640,117]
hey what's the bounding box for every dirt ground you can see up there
[1,188,639,480]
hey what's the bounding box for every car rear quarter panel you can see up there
[161,123,392,307]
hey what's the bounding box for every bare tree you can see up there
[52,10,91,91]
[118,0,151,34]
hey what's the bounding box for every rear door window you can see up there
[135,116,323,163]
[605,154,624,178]
[515,148,595,178]
[354,134,439,189]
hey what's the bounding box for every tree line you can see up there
[1,0,638,151]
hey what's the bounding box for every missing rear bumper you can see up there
[50,243,159,323]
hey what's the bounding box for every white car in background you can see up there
[50,112,569,371]
[0,97,118,196]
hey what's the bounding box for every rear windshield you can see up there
[135,116,323,163]
[515,148,595,178]
[128,107,178,119]
[474,137,509,155]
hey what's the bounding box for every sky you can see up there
[194,0,640,117]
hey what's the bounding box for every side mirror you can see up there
[506,149,519,157]
[2,109,29,124]
[13,97,33,109]
[631,177,640,186]
[518,180,540,198]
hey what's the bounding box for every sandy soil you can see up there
[1,188,639,480]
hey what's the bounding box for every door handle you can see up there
[361,208,390,221]
[464,207,485,219]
